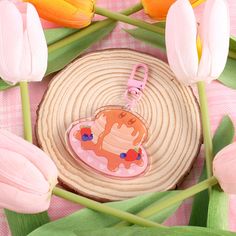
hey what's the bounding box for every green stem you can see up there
[94,6,164,34]
[197,81,213,182]
[52,187,166,228]
[115,177,218,227]
[48,3,143,53]
[119,2,143,15]
[94,0,206,35]
[19,82,33,143]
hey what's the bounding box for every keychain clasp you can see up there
[125,63,149,110]
[127,63,148,91]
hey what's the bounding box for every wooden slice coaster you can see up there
[36,49,202,201]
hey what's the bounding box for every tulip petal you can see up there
[0,0,23,83]
[20,31,32,79]
[198,0,230,82]
[21,3,48,81]
[213,143,236,194]
[0,148,49,194]
[25,0,94,29]
[0,130,58,184]
[65,0,95,12]
[0,182,50,213]
[166,0,199,85]
[142,0,199,20]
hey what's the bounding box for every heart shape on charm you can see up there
[65,106,149,178]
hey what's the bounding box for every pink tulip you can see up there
[0,0,48,84]
[0,130,58,213]
[213,143,236,195]
[165,0,230,85]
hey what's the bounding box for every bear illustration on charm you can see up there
[66,64,149,178]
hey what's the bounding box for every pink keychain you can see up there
[65,64,149,178]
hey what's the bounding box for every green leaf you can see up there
[5,210,50,236]
[0,80,14,90]
[212,115,235,156]
[29,191,180,236]
[189,116,235,227]
[207,186,229,230]
[230,36,236,52]
[229,36,236,59]
[218,57,236,89]
[37,226,236,236]
[197,39,236,90]
[189,165,209,227]
[46,20,116,75]
[44,28,78,46]
[125,23,166,51]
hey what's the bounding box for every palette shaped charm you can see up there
[66,106,148,178]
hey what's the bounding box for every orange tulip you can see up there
[142,0,202,20]
[24,0,95,28]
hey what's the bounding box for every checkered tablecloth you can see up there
[0,0,236,235]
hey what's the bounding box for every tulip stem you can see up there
[196,37,213,192]
[53,177,218,227]
[94,0,206,34]
[48,3,143,53]
[115,176,218,227]
[94,6,164,34]
[20,81,33,143]
[197,81,213,183]
[52,187,166,228]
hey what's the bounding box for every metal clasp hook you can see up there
[125,63,149,110]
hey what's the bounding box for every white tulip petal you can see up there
[0,0,23,83]
[24,3,48,81]
[198,0,230,81]
[166,0,199,85]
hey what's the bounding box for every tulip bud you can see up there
[0,0,48,84]
[213,143,236,195]
[24,0,95,29]
[142,0,198,20]
[165,0,230,85]
[0,130,58,213]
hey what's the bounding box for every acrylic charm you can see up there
[66,64,149,178]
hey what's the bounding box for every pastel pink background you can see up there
[0,0,236,235]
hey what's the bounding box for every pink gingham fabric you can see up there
[0,0,236,235]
